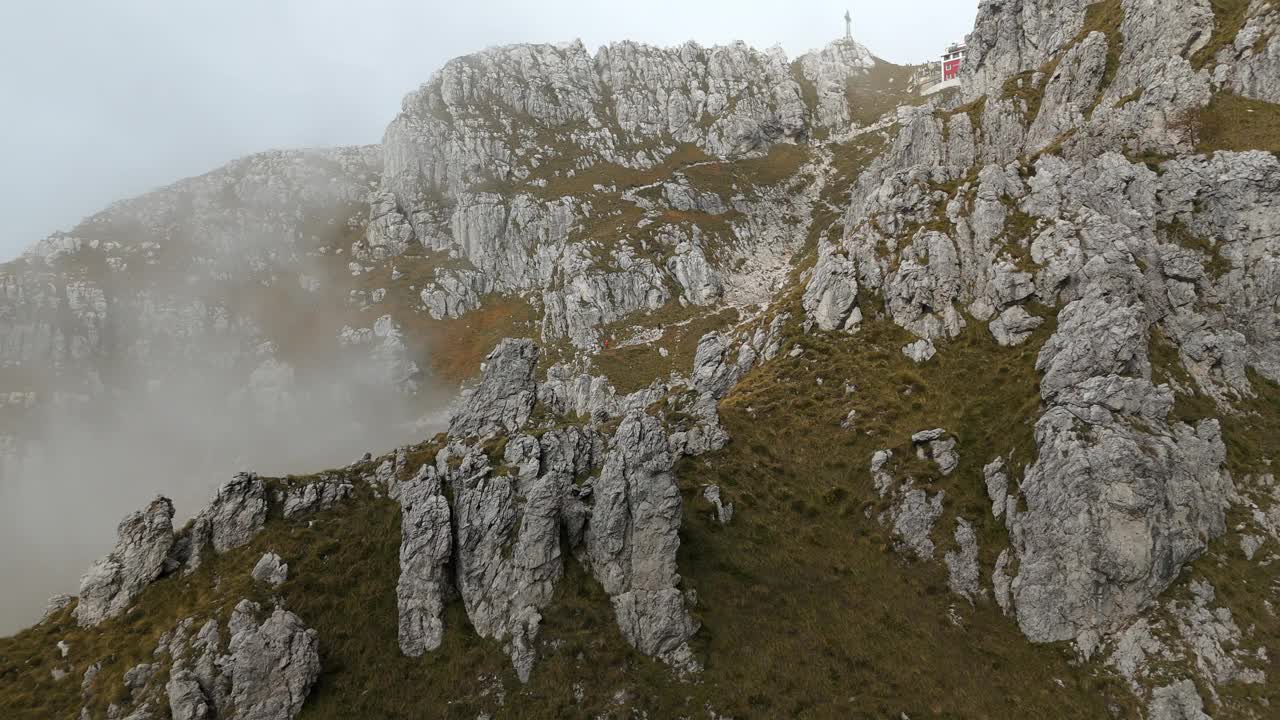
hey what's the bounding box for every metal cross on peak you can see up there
[844,10,853,40]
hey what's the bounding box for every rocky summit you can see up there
[3,0,1280,718]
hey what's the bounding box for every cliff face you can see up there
[3,2,1280,718]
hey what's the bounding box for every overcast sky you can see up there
[0,0,979,261]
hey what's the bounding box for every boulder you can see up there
[251,553,288,587]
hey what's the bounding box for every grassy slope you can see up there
[0,304,1138,719]
[670,306,1140,719]
[1198,92,1280,155]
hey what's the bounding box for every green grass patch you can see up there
[845,60,927,127]
[593,307,741,395]
[670,311,1141,718]
[1196,92,1280,154]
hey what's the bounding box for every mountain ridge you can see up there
[4,1,1280,718]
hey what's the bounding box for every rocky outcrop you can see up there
[203,474,269,554]
[396,464,453,657]
[73,497,175,627]
[385,331,737,681]
[803,243,861,332]
[177,473,270,574]
[870,449,944,560]
[1147,680,1211,720]
[15,0,1280,713]
[911,428,959,476]
[224,601,320,720]
[278,474,354,519]
[382,38,881,211]
[251,553,289,587]
[448,339,539,440]
[944,519,982,601]
[702,484,734,526]
[587,413,698,664]
[1011,327,1229,652]
[82,599,321,720]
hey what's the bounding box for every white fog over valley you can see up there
[0,0,978,635]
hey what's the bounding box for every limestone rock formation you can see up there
[278,475,354,519]
[587,413,698,664]
[73,497,175,627]
[911,428,959,476]
[176,474,270,574]
[396,464,454,657]
[79,599,321,720]
[251,553,289,587]
[1148,681,1211,720]
[702,484,734,526]
[448,339,539,440]
[224,601,321,720]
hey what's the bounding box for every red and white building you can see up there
[942,42,967,82]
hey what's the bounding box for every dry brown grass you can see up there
[1196,92,1280,154]
[593,307,741,395]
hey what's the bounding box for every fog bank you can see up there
[0,362,450,635]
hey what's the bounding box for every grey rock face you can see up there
[587,413,698,662]
[251,553,288,587]
[1010,385,1228,650]
[901,339,937,363]
[165,670,211,720]
[1023,30,1109,154]
[989,306,1043,347]
[944,519,982,601]
[114,602,321,720]
[1035,290,1148,400]
[396,464,453,657]
[278,475,354,519]
[1147,680,1211,720]
[803,242,862,332]
[1217,5,1280,104]
[870,449,944,559]
[74,497,175,627]
[386,334,742,681]
[702,484,734,526]
[912,429,959,476]
[449,339,538,440]
[690,332,756,400]
[983,457,1011,519]
[1170,580,1266,687]
[992,549,1013,615]
[224,601,320,720]
[963,0,1097,102]
[382,38,876,211]
[447,446,567,682]
[43,594,74,623]
[809,3,1279,686]
[204,473,269,555]
[891,486,945,559]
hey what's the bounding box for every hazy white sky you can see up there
[0,0,979,260]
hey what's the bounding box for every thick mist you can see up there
[0,356,451,636]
